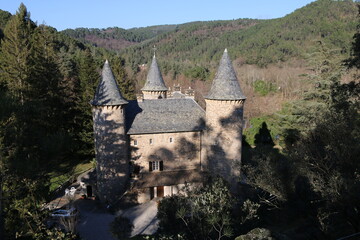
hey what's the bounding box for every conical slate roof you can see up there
[91,60,128,106]
[206,49,246,100]
[141,55,168,91]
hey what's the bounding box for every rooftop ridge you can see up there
[91,60,128,106]
[205,49,246,101]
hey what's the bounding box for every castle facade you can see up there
[91,49,246,203]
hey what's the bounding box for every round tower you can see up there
[204,49,246,188]
[141,55,168,99]
[91,60,129,203]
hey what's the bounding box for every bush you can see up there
[110,216,133,239]
[253,80,277,96]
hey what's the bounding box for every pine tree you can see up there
[75,48,99,155]
[111,56,136,100]
[0,3,36,104]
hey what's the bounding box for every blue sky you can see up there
[0,1,315,31]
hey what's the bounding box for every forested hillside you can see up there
[61,0,357,73]
[60,0,358,120]
[61,25,178,51]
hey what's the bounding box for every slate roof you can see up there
[206,49,246,100]
[141,55,168,91]
[91,60,128,106]
[135,169,206,188]
[126,99,205,134]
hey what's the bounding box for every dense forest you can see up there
[62,0,357,74]
[0,4,135,239]
[0,0,359,239]
[62,0,359,124]
[61,25,179,51]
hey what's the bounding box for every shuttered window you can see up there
[149,161,163,172]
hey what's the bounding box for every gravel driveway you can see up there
[76,198,159,239]
[76,200,116,240]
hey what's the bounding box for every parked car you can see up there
[50,207,79,218]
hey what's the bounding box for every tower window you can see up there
[134,140,138,146]
[149,139,153,145]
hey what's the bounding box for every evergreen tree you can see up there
[111,56,136,100]
[0,3,36,103]
[278,41,345,146]
[0,4,75,238]
[348,5,360,69]
[75,48,99,155]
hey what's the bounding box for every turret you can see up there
[91,60,129,203]
[141,55,168,99]
[204,49,246,189]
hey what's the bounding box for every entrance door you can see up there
[150,187,154,199]
[157,186,164,198]
[86,185,92,197]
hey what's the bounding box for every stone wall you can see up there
[204,99,244,186]
[137,183,199,203]
[92,105,129,203]
[130,131,202,173]
[142,90,167,100]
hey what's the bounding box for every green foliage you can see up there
[347,5,360,69]
[0,3,36,102]
[184,66,210,81]
[0,3,136,239]
[158,177,261,240]
[287,80,360,237]
[110,56,136,100]
[157,195,188,235]
[252,80,277,96]
[62,25,176,44]
[0,9,11,40]
[2,176,78,240]
[243,74,360,238]
[0,10,11,29]
[235,228,273,240]
[243,116,280,146]
[110,216,133,239]
[108,0,357,76]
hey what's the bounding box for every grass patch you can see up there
[49,160,94,192]
[243,115,281,146]
[253,80,277,96]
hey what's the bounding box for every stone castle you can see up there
[91,49,246,203]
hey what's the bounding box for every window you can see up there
[152,161,159,171]
[149,161,163,172]
[149,139,153,145]
[134,140,138,146]
[169,137,173,143]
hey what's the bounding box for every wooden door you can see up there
[150,187,154,199]
[157,186,164,198]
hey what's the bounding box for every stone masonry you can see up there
[91,49,245,203]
